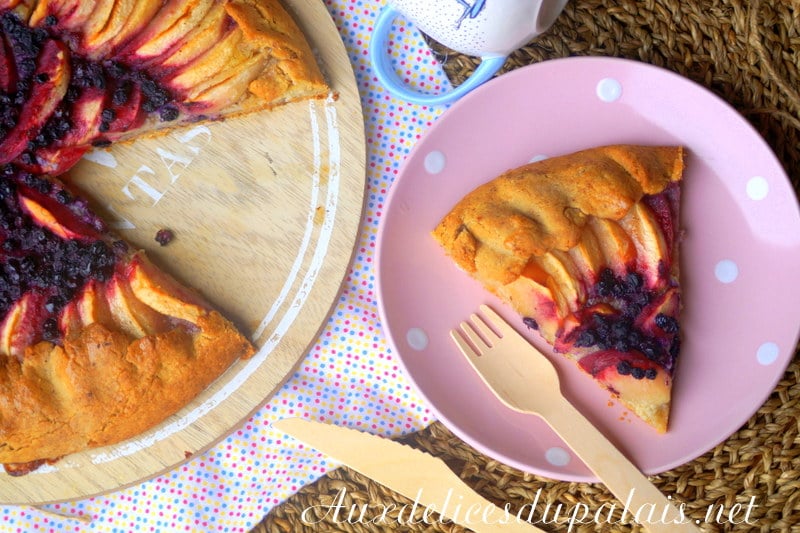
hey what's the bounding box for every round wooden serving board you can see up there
[0,2,366,504]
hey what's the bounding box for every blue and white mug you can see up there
[369,0,569,106]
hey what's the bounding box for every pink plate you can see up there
[376,57,800,481]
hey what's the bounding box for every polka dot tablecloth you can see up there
[1,2,449,531]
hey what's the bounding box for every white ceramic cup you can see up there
[369,0,569,105]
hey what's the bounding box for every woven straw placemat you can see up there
[256,1,800,531]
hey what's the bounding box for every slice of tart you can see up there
[433,145,685,432]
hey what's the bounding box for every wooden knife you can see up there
[273,417,545,532]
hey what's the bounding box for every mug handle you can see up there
[369,5,507,106]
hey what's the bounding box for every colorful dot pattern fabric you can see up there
[1,1,450,531]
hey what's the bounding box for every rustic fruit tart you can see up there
[0,0,328,474]
[433,145,684,433]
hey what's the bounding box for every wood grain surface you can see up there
[0,0,366,505]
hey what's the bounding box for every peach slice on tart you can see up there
[19,143,88,176]
[187,56,275,114]
[59,279,114,336]
[498,267,561,342]
[27,0,97,31]
[619,200,673,287]
[15,176,105,240]
[568,228,606,285]
[0,38,70,165]
[165,28,247,95]
[71,0,116,50]
[79,0,164,60]
[46,83,106,147]
[15,82,105,173]
[587,217,637,277]
[127,253,209,325]
[119,0,219,63]
[154,2,231,74]
[0,292,48,359]
[18,193,88,240]
[433,145,685,433]
[538,250,585,315]
[76,279,113,327]
[105,272,172,338]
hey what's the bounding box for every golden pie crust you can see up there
[433,145,683,287]
[0,261,254,465]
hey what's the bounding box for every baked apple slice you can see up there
[433,145,684,433]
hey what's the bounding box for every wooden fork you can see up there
[451,304,702,533]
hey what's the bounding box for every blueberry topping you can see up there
[159,105,179,122]
[613,338,631,352]
[669,336,681,358]
[616,360,632,375]
[521,316,539,330]
[41,318,59,342]
[611,319,631,340]
[154,228,174,246]
[574,329,597,348]
[104,61,125,79]
[140,78,171,112]
[55,190,72,204]
[112,83,131,106]
[0,180,14,199]
[72,59,106,89]
[625,272,643,292]
[654,313,679,333]
[638,339,663,361]
[596,268,618,297]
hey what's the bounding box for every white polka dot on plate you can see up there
[545,446,571,467]
[596,78,622,102]
[424,150,446,174]
[756,342,780,365]
[746,176,769,200]
[714,260,739,283]
[406,328,429,351]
